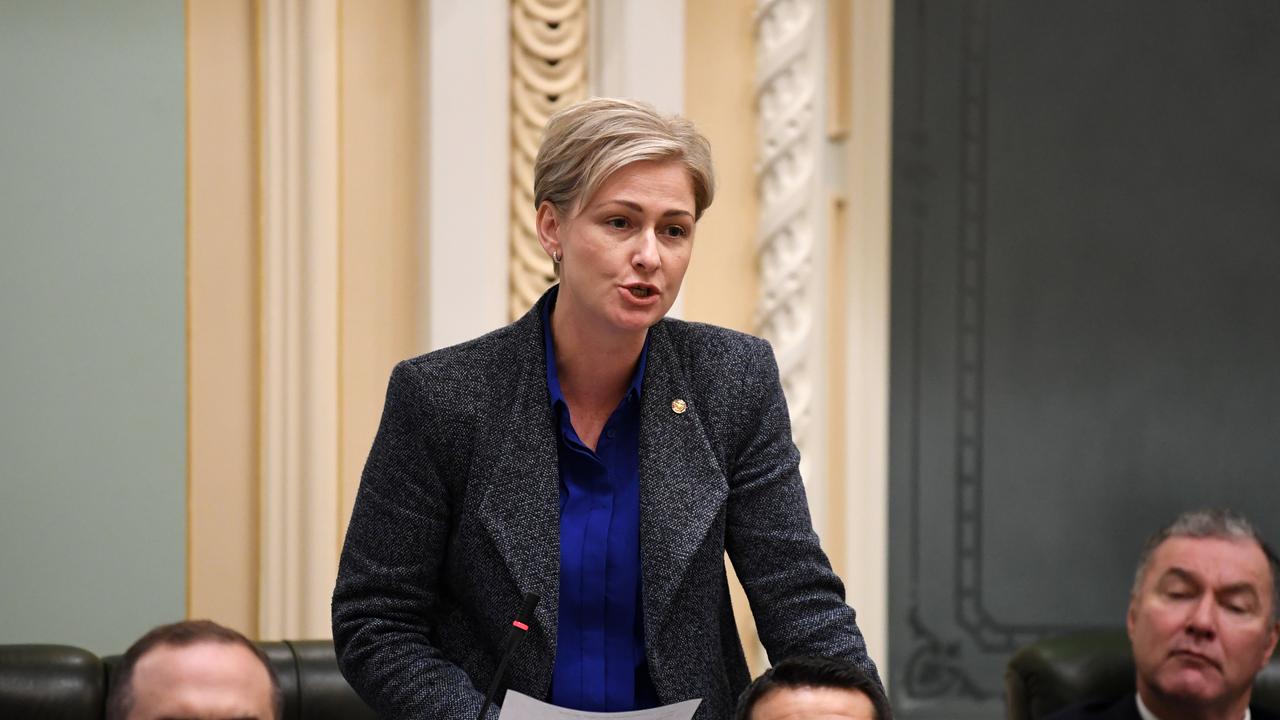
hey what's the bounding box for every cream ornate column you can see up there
[257,0,341,640]
[754,0,831,535]
[754,0,891,676]
[508,0,589,320]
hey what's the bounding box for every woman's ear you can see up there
[535,201,561,260]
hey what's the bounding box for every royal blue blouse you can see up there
[542,291,659,711]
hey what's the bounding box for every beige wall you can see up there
[187,0,260,637]
[837,0,893,675]
[684,0,766,672]
[682,0,758,334]
[337,0,423,552]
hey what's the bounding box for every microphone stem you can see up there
[477,634,521,720]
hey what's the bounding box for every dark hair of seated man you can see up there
[106,619,283,720]
[734,655,892,720]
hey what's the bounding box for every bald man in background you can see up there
[106,620,280,720]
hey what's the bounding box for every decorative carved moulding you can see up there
[754,0,822,461]
[509,0,589,320]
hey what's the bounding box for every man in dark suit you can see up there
[1048,510,1280,720]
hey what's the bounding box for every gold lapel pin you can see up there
[671,399,687,414]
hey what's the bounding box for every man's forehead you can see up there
[130,641,273,718]
[753,685,877,720]
[137,640,265,673]
[1148,536,1273,585]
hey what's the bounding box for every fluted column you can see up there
[257,0,340,640]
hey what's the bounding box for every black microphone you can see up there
[477,593,540,720]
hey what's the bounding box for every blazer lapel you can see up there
[470,306,730,691]
[473,299,561,662]
[638,322,730,636]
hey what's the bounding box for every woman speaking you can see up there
[332,98,878,719]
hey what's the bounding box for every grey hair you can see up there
[1132,508,1280,622]
[533,97,716,220]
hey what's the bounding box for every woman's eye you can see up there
[664,225,688,238]
[607,217,629,229]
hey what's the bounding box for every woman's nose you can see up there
[633,228,661,271]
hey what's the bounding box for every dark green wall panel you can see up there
[888,1,1280,717]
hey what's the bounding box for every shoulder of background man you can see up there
[1042,695,1280,720]
[1043,695,1139,720]
[1253,702,1280,720]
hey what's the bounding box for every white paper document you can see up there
[498,691,701,720]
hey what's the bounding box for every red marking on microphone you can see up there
[512,621,529,631]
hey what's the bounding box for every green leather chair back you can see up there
[0,645,103,720]
[0,640,376,720]
[1005,629,1280,720]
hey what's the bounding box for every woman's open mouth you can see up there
[623,284,658,300]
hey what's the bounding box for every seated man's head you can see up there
[107,619,281,720]
[734,656,891,720]
[1128,509,1280,719]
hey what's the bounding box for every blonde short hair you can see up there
[533,97,716,220]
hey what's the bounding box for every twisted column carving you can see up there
[509,0,589,319]
[755,0,821,451]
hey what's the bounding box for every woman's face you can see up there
[537,160,696,338]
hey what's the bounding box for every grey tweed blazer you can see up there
[332,289,878,720]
